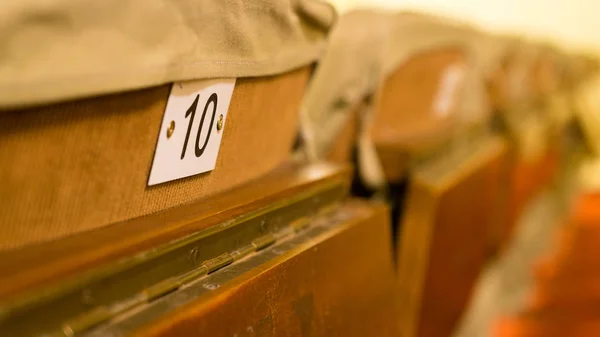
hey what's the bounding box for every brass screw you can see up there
[167,121,175,138]
[216,114,224,131]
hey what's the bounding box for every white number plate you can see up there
[148,78,236,186]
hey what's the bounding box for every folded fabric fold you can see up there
[0,0,336,109]
[300,10,512,190]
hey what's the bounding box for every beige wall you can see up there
[330,0,600,54]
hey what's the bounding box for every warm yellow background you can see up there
[330,0,600,54]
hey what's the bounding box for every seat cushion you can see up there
[0,0,335,108]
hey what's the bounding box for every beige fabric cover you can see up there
[300,10,510,188]
[0,0,335,108]
[300,10,390,188]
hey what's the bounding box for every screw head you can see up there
[203,283,220,290]
[216,114,224,131]
[167,120,175,138]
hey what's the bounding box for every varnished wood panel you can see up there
[396,137,508,337]
[87,201,398,337]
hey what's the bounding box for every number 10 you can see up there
[181,93,218,160]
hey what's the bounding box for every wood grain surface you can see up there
[85,201,400,337]
[396,136,508,337]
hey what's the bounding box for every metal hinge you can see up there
[57,219,316,337]
[0,178,347,337]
